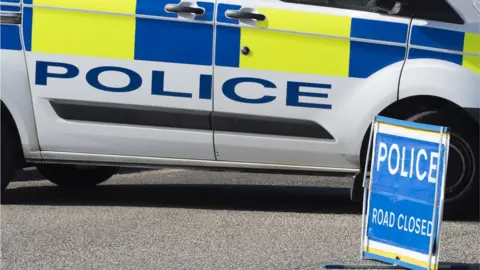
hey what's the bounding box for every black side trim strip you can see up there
[464,108,480,124]
[211,112,334,140]
[49,99,212,130]
[0,12,21,25]
[49,100,334,140]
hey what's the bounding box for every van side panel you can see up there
[1,2,41,158]
[400,21,480,111]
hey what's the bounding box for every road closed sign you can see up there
[360,116,450,270]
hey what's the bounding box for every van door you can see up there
[22,0,216,161]
[211,0,412,169]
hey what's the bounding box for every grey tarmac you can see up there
[1,168,479,270]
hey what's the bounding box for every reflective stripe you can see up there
[136,0,214,22]
[215,5,407,78]
[216,25,406,78]
[26,0,136,60]
[23,1,408,77]
[30,7,136,60]
[364,239,438,270]
[409,48,480,75]
[410,25,464,52]
[409,25,480,74]
[27,0,137,14]
[239,28,350,76]
[412,25,480,56]
[23,0,214,65]
[25,0,215,21]
[462,32,480,74]
[0,5,20,11]
[364,250,436,270]
[463,55,480,74]
[255,8,352,38]
[0,24,21,50]
[216,3,240,24]
[363,252,428,270]
[215,26,240,67]
[242,8,351,76]
[409,48,463,65]
[349,41,405,78]
[217,4,409,44]
[134,18,213,66]
[464,32,480,55]
[350,18,408,43]
[136,0,182,18]
[23,1,477,77]
[0,0,20,12]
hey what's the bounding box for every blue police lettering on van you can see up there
[86,66,142,92]
[199,74,213,100]
[150,72,212,99]
[222,77,276,104]
[151,71,192,98]
[35,60,333,110]
[35,61,79,86]
[286,82,332,109]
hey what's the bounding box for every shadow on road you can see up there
[438,262,480,270]
[2,183,361,215]
[4,169,479,221]
[4,167,362,215]
[320,262,480,270]
[12,167,158,182]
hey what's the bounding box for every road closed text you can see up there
[370,207,433,237]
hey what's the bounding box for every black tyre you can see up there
[1,117,21,190]
[36,164,118,188]
[406,110,479,219]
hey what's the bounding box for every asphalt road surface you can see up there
[1,167,479,269]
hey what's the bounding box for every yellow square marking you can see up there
[464,32,480,55]
[33,0,136,14]
[239,28,350,77]
[462,55,480,74]
[256,8,351,38]
[31,7,135,60]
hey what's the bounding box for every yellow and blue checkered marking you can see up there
[1,0,20,12]
[1,24,22,50]
[20,0,409,78]
[409,25,480,74]
[22,0,215,66]
[215,4,408,79]
[0,0,22,51]
[18,1,478,77]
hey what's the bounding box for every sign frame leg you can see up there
[428,127,450,270]
[360,118,377,259]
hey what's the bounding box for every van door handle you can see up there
[225,10,266,21]
[165,4,205,16]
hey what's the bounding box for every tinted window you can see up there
[279,0,464,24]
[279,0,375,12]
[408,0,464,24]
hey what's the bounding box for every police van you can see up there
[1,0,479,218]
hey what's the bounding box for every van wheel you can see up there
[1,118,20,190]
[36,164,118,188]
[353,110,479,219]
[406,110,479,219]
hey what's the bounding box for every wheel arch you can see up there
[1,100,26,167]
[358,94,479,169]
